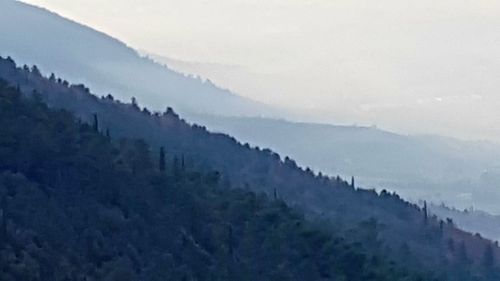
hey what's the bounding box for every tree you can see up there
[93,113,99,132]
[447,238,455,252]
[482,244,494,269]
[228,224,234,258]
[457,242,468,265]
[131,97,139,110]
[31,65,41,76]
[400,242,411,259]
[0,196,7,245]
[159,147,166,172]
[181,154,185,171]
[173,156,180,179]
[351,176,355,188]
[423,201,428,225]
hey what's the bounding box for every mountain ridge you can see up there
[0,0,277,117]
[2,55,500,280]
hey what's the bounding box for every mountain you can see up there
[0,81,437,281]
[4,0,500,216]
[0,0,275,117]
[3,56,500,280]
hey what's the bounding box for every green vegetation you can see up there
[1,56,500,280]
[0,81,435,280]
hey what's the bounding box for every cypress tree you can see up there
[159,147,166,172]
[228,224,234,258]
[92,113,99,132]
[181,154,185,171]
[482,244,494,269]
[173,156,180,179]
[423,201,428,225]
[458,242,468,264]
[0,196,7,246]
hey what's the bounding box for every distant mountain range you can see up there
[4,0,500,217]
[0,0,277,117]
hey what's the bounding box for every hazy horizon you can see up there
[20,0,500,141]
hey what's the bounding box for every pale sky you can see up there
[20,0,500,140]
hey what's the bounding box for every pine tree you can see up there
[351,176,355,188]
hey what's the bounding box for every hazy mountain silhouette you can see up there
[0,0,275,117]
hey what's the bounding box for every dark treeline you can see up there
[1,56,500,280]
[0,80,432,280]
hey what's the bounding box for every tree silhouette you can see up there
[423,201,428,225]
[93,113,99,132]
[159,146,166,172]
[483,244,494,269]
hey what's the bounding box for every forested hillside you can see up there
[0,79,435,280]
[429,203,500,242]
[187,114,500,213]
[1,56,500,280]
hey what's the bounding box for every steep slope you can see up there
[0,81,435,281]
[0,0,274,117]
[187,114,500,212]
[2,56,500,280]
[145,51,500,214]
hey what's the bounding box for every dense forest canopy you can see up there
[0,80,436,280]
[1,56,500,280]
